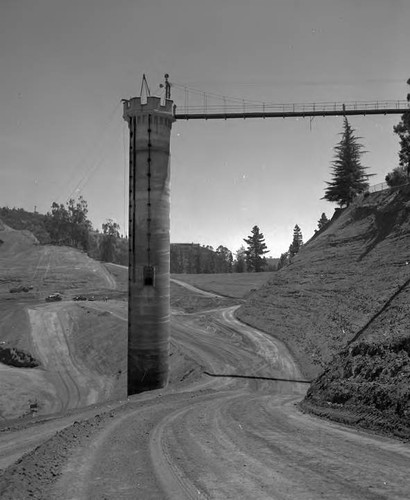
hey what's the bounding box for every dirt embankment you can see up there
[301,337,410,439]
[237,186,410,378]
[0,220,129,421]
[236,186,410,434]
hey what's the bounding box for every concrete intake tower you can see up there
[123,95,175,394]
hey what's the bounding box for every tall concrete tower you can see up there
[123,93,175,394]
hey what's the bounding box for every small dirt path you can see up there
[171,278,222,298]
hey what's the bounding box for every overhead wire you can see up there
[171,81,409,116]
[53,100,122,204]
[66,117,123,201]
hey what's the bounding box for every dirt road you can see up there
[48,303,410,500]
[1,281,410,499]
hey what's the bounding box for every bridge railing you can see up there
[175,100,410,116]
[367,181,390,193]
[365,180,410,194]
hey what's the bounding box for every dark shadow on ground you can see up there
[204,371,312,384]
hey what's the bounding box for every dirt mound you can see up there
[301,337,410,439]
[0,412,113,499]
[237,185,410,380]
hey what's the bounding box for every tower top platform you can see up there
[122,96,175,119]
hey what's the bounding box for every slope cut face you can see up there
[237,187,410,379]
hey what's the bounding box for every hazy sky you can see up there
[1,0,409,256]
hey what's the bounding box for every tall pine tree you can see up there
[289,224,303,259]
[323,118,372,207]
[243,225,269,272]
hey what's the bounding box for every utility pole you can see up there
[122,76,175,394]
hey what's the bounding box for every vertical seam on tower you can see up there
[131,115,137,282]
[147,114,152,266]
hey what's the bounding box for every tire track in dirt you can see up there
[51,297,410,499]
[27,305,114,414]
[47,300,311,499]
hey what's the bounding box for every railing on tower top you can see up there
[174,99,410,120]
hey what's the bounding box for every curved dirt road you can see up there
[49,296,410,499]
[2,281,410,499]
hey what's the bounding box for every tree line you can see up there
[0,202,128,265]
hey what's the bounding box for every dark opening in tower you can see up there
[143,265,155,286]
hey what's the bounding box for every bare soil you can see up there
[301,337,410,440]
[1,194,410,498]
[0,223,126,422]
[234,186,410,438]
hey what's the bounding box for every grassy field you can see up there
[171,272,276,299]
[104,265,276,300]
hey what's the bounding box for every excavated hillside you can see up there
[237,185,410,437]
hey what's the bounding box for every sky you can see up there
[1,0,410,257]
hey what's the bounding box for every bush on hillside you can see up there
[0,346,40,368]
[385,166,409,187]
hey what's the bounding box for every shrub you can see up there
[385,166,409,187]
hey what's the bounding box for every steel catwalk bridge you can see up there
[174,99,410,120]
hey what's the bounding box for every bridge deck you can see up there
[174,100,409,120]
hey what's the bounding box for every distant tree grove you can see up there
[0,200,128,265]
[170,244,233,274]
[45,197,92,251]
[1,204,281,273]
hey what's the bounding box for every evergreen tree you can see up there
[289,224,303,259]
[277,251,289,270]
[243,225,269,272]
[317,212,329,230]
[323,118,372,207]
[392,78,410,176]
